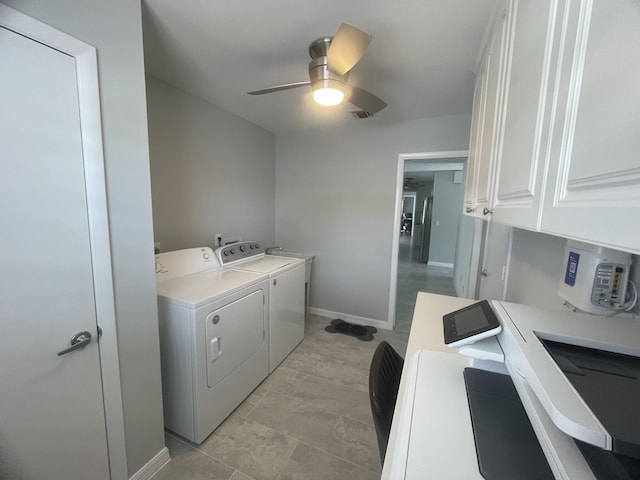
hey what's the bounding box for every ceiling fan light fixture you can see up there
[311,79,344,106]
[312,87,344,106]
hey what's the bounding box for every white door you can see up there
[0,23,111,480]
[478,221,512,301]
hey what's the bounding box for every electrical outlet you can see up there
[222,236,241,246]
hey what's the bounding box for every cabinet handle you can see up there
[483,207,493,215]
[465,207,473,213]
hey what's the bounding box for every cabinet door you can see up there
[541,0,640,254]
[465,63,487,215]
[269,264,305,372]
[492,0,561,229]
[464,1,510,218]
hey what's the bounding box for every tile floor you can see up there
[153,314,409,480]
[395,232,457,333]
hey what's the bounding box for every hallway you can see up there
[395,232,457,333]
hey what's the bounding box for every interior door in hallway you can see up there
[0,22,111,479]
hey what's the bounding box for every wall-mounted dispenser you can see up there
[558,240,632,314]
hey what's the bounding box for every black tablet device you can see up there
[443,300,501,347]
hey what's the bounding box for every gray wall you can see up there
[146,77,276,251]
[275,114,471,323]
[429,171,464,265]
[2,0,165,476]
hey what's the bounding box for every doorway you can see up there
[389,151,472,332]
[0,5,127,478]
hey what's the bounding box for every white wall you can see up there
[2,0,165,476]
[506,228,640,315]
[275,115,471,323]
[146,77,276,251]
[429,171,464,266]
[454,215,478,298]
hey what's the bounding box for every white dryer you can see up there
[155,247,269,443]
[216,242,305,372]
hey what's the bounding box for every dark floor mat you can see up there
[325,319,377,341]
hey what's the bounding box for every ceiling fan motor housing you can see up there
[307,36,349,98]
[308,36,332,59]
[308,56,349,97]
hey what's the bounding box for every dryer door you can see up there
[205,289,265,387]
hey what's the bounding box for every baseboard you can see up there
[129,447,170,480]
[308,307,390,330]
[427,261,454,269]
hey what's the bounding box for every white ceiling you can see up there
[142,0,498,134]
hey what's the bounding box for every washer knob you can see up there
[223,250,229,256]
[230,249,235,254]
[203,252,210,260]
[239,245,246,252]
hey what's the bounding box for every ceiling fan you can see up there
[247,23,387,115]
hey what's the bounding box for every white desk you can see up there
[383,292,640,479]
[382,292,481,479]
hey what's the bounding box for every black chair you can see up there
[369,341,404,466]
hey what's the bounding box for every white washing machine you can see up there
[216,241,305,372]
[155,247,269,443]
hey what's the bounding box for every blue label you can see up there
[564,251,580,286]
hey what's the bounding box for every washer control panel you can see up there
[216,241,264,264]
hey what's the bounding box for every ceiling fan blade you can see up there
[327,23,372,75]
[247,81,310,95]
[347,85,387,114]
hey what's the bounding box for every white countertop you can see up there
[382,292,480,479]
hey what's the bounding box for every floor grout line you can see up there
[164,431,244,476]
[288,372,307,397]
[293,437,383,476]
[274,437,299,480]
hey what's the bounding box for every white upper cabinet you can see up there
[541,0,640,254]
[467,0,640,254]
[491,0,560,229]
[464,0,510,218]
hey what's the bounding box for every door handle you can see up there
[480,269,489,277]
[57,331,92,356]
